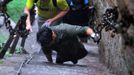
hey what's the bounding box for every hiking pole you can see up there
[16,58,27,75]
[0,13,28,59]
[0,34,14,58]
[19,36,29,54]
[10,13,29,54]
[9,28,29,54]
[9,34,20,54]
[16,54,33,75]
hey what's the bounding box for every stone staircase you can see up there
[0,43,115,75]
[0,18,115,75]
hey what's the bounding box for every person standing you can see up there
[24,0,69,31]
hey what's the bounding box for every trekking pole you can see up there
[9,34,20,54]
[0,34,14,58]
[16,53,33,75]
[16,58,27,75]
[0,13,28,59]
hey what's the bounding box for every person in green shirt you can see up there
[37,23,100,64]
[24,0,69,32]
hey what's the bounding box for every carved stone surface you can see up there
[96,0,134,75]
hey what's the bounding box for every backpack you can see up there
[50,0,91,25]
[63,0,92,25]
[34,0,58,8]
[67,0,89,10]
[52,0,90,10]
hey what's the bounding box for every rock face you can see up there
[95,0,134,75]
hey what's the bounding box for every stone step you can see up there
[20,56,114,75]
[0,53,115,75]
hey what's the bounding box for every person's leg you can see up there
[56,54,78,64]
[68,43,88,64]
[76,45,88,59]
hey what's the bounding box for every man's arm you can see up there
[51,24,89,36]
[24,6,32,32]
[51,24,100,42]
[24,0,34,32]
[45,9,69,26]
[53,0,69,21]
[42,47,53,63]
[53,10,69,21]
[45,0,69,26]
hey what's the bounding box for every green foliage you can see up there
[0,32,8,53]
[0,33,8,44]
[15,47,23,54]
[5,51,13,57]
[0,47,23,58]
[7,0,27,23]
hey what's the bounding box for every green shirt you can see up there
[26,0,69,18]
[43,23,88,60]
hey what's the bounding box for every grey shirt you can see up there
[44,23,88,61]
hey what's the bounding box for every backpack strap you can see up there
[35,0,59,10]
[34,0,38,3]
[52,0,58,9]
[66,0,73,7]
[67,0,89,10]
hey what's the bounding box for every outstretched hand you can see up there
[91,33,101,44]
[43,19,54,27]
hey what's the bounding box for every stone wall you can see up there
[95,0,134,75]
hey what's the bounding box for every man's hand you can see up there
[24,6,33,32]
[26,18,32,32]
[43,18,54,27]
[91,33,100,43]
[26,24,32,32]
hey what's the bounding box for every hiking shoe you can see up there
[71,60,78,64]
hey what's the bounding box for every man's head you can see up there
[37,26,53,47]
